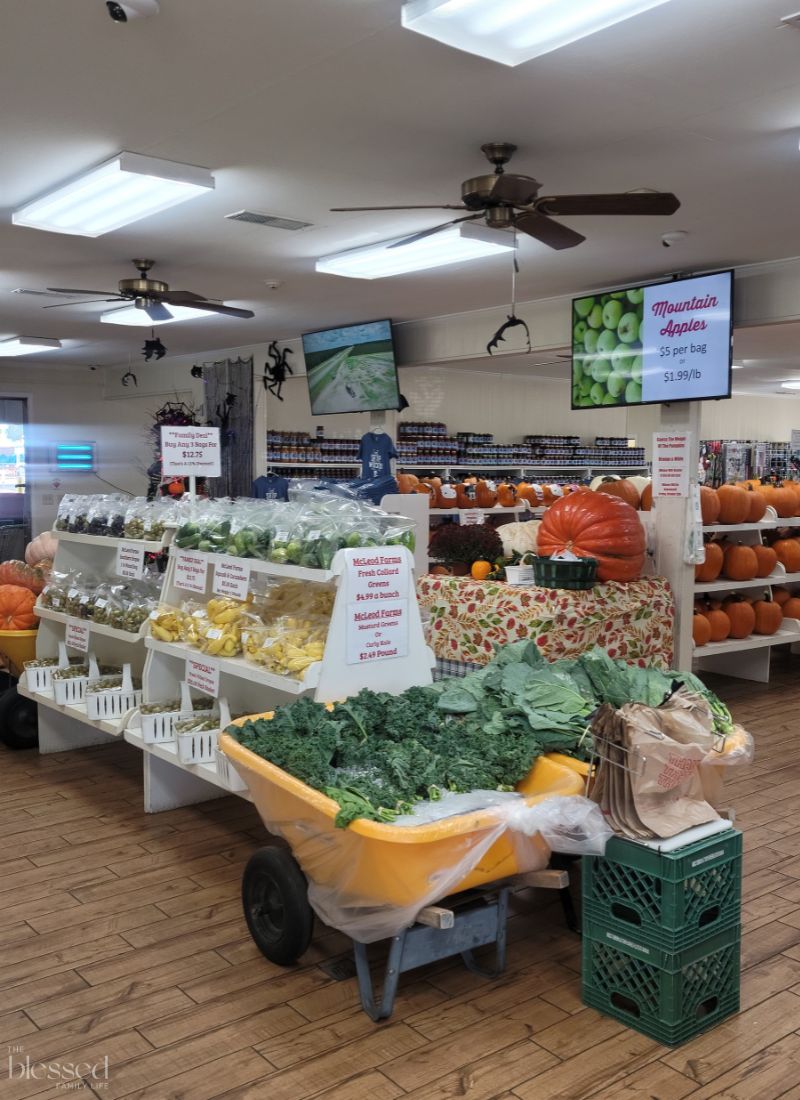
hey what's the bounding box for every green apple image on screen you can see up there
[584,328,600,355]
[572,283,645,407]
[602,299,623,330]
[587,304,604,329]
[574,297,595,319]
[596,328,618,356]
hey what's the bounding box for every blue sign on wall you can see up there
[55,442,96,472]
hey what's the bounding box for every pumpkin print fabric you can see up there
[417,575,674,668]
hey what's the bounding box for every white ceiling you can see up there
[1,0,800,381]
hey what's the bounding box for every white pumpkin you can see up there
[25,531,58,566]
[497,519,541,558]
[589,473,620,492]
[627,475,651,495]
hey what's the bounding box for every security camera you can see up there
[106,0,160,23]
[662,230,688,249]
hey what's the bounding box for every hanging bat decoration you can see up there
[142,335,167,361]
[263,340,294,400]
[487,313,531,356]
[121,368,138,387]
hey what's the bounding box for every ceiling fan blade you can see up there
[491,174,540,206]
[144,301,173,322]
[535,192,681,217]
[46,287,118,296]
[513,211,586,250]
[388,213,483,250]
[330,205,467,212]
[161,298,254,319]
[159,290,205,303]
[43,297,125,309]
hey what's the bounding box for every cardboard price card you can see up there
[66,618,90,652]
[115,541,145,580]
[212,558,251,601]
[186,657,220,698]
[346,598,409,665]
[161,426,221,477]
[174,551,209,594]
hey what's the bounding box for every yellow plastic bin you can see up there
[0,629,38,679]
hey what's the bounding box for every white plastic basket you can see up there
[177,727,218,765]
[504,565,534,586]
[25,663,57,695]
[53,653,99,707]
[140,681,196,744]
[85,664,142,721]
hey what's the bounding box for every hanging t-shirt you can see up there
[252,474,290,501]
[358,431,397,480]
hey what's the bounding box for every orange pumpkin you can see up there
[595,477,641,510]
[745,489,767,523]
[455,482,477,509]
[536,488,645,583]
[773,538,800,574]
[699,486,721,525]
[0,584,37,630]
[753,598,782,636]
[640,482,653,511]
[722,543,758,582]
[0,561,46,595]
[436,481,458,509]
[722,596,755,639]
[429,564,451,575]
[497,482,518,508]
[782,597,800,620]
[470,560,493,581]
[397,473,419,494]
[475,480,498,508]
[752,543,778,578]
[738,479,762,492]
[771,485,797,519]
[773,586,792,607]
[695,542,724,583]
[693,613,712,647]
[706,609,731,642]
[716,484,749,525]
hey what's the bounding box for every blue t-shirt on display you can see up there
[358,431,397,480]
[252,474,290,501]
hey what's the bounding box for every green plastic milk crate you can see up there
[582,829,742,952]
[581,922,740,1046]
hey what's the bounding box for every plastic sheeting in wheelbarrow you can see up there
[220,726,604,943]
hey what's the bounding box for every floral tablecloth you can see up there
[417,575,674,668]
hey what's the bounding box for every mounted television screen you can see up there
[302,319,400,415]
[571,270,733,410]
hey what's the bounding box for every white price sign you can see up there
[115,541,145,580]
[212,558,251,601]
[175,551,209,594]
[161,426,221,477]
[653,432,692,498]
[344,547,410,604]
[186,657,219,698]
[66,618,90,652]
[460,509,485,526]
[346,598,409,666]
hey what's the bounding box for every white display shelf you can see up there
[702,516,800,534]
[18,683,125,737]
[36,605,146,642]
[264,461,359,469]
[400,463,648,473]
[54,531,166,553]
[694,622,800,656]
[428,505,532,516]
[172,550,334,584]
[145,637,318,694]
[123,726,252,802]
[695,569,800,594]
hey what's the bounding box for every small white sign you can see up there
[653,432,692,498]
[791,429,800,454]
[186,657,219,697]
[161,426,221,477]
[115,541,145,580]
[212,558,251,601]
[346,598,409,666]
[461,509,485,526]
[174,551,209,594]
[345,547,410,604]
[66,618,90,652]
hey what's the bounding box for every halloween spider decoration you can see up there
[263,340,294,400]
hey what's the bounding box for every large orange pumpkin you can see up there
[771,485,797,519]
[721,596,755,639]
[699,486,720,525]
[716,485,749,525]
[536,488,645,583]
[722,543,758,582]
[693,613,712,647]
[475,480,498,508]
[782,597,800,620]
[0,561,46,595]
[0,584,37,629]
[595,477,641,510]
[640,482,653,511]
[745,489,767,523]
[773,538,800,574]
[752,543,778,578]
[397,473,419,494]
[753,598,782,636]
[706,609,731,642]
[695,542,724,583]
[497,482,518,508]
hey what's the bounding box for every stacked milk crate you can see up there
[581,828,742,1045]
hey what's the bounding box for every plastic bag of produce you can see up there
[507,795,612,856]
[143,499,172,542]
[123,497,149,540]
[67,495,91,533]
[40,569,75,611]
[148,604,186,643]
[227,500,272,560]
[54,494,77,532]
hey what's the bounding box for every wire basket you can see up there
[532,555,597,590]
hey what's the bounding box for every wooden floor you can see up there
[3,661,800,1100]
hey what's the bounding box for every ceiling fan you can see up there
[332,142,680,251]
[42,259,254,321]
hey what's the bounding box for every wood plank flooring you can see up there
[3,655,800,1099]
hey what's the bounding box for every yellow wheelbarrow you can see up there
[0,628,39,749]
[221,718,586,1019]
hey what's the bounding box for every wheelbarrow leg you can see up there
[461,887,509,979]
[353,933,406,1022]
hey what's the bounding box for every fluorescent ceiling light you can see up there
[402,0,673,66]
[781,381,800,390]
[12,152,214,238]
[100,304,215,326]
[0,337,62,357]
[316,221,515,279]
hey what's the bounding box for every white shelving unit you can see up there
[694,509,800,682]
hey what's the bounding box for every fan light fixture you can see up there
[781,381,800,390]
[0,337,62,357]
[12,152,215,238]
[100,305,215,327]
[401,0,673,67]
[316,222,515,279]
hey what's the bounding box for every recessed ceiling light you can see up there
[781,381,800,390]
[316,222,515,279]
[12,152,214,238]
[0,337,62,357]
[100,304,215,327]
[401,0,674,67]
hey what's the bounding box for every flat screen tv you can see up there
[302,318,401,415]
[570,270,733,410]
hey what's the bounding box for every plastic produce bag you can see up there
[507,795,612,856]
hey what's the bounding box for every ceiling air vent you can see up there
[225,210,312,231]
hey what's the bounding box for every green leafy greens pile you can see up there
[229,641,733,828]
